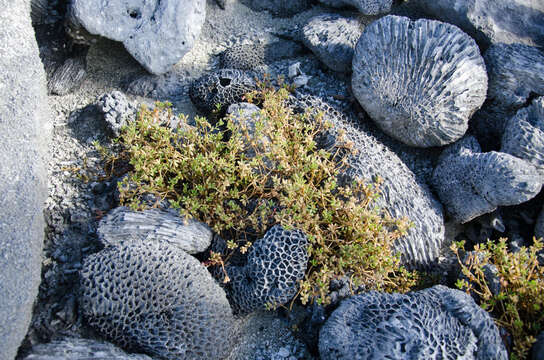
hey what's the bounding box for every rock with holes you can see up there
[431,136,543,223]
[189,69,256,116]
[97,206,213,254]
[79,240,235,359]
[220,40,305,71]
[240,0,311,17]
[501,97,544,175]
[70,0,206,74]
[302,14,364,73]
[352,15,487,148]
[318,0,393,15]
[224,225,308,313]
[472,43,544,149]
[22,337,153,359]
[97,91,138,137]
[409,0,544,48]
[287,94,444,268]
[536,205,544,240]
[319,285,507,360]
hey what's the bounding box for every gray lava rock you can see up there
[224,225,308,313]
[288,95,445,268]
[189,69,256,116]
[319,285,508,360]
[80,240,235,360]
[97,91,138,137]
[240,0,311,17]
[501,97,544,175]
[318,0,393,15]
[410,0,544,48]
[22,337,153,359]
[536,205,544,240]
[473,43,544,148]
[302,14,364,73]
[97,206,213,254]
[352,15,487,148]
[0,1,51,359]
[432,136,543,223]
[70,0,206,74]
[48,55,87,96]
[533,331,544,360]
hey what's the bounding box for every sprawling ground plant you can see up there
[452,238,544,359]
[110,86,417,305]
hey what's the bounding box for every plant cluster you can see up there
[452,238,544,359]
[112,85,417,305]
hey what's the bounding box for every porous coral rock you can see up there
[431,136,543,223]
[70,0,206,74]
[287,94,445,268]
[220,43,266,70]
[224,225,308,313]
[189,69,256,116]
[79,241,235,359]
[318,0,393,15]
[97,206,213,254]
[97,91,138,137]
[501,97,544,175]
[318,285,508,360]
[22,337,153,359]
[473,43,544,149]
[48,54,87,96]
[302,14,364,73]
[352,15,487,148]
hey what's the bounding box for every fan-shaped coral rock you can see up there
[189,69,257,116]
[501,97,544,175]
[22,337,153,360]
[79,241,235,359]
[224,225,308,313]
[431,136,543,223]
[48,55,87,96]
[302,14,364,73]
[319,285,508,360]
[287,94,445,268]
[352,15,487,148]
[472,43,544,148]
[70,0,206,74]
[318,0,393,15]
[97,206,213,254]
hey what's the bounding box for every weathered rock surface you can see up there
[319,285,508,360]
[224,225,308,313]
[80,241,235,360]
[318,0,393,15]
[70,0,206,74]
[97,206,213,254]
[288,95,445,268]
[22,337,153,359]
[472,43,544,148]
[48,54,87,96]
[411,0,544,48]
[501,97,544,175]
[302,14,364,73]
[97,91,138,137]
[431,136,543,223]
[352,15,487,148]
[189,69,256,116]
[0,1,51,359]
[240,0,311,17]
[220,40,305,71]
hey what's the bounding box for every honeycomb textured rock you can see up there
[432,136,543,223]
[189,69,256,115]
[22,337,153,359]
[352,15,487,148]
[220,43,266,70]
[224,225,308,313]
[97,206,213,254]
[501,97,544,175]
[319,285,508,360]
[79,241,235,360]
[287,94,444,268]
